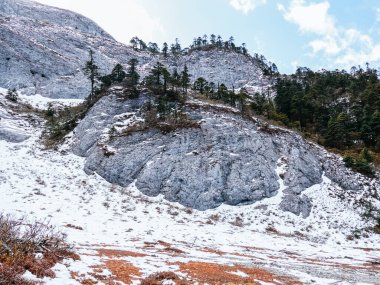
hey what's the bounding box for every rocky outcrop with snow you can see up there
[0,89,30,142]
[72,92,379,213]
[161,50,271,91]
[0,0,152,99]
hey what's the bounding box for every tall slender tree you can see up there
[162,42,168,57]
[181,64,191,93]
[83,49,99,101]
[126,58,140,87]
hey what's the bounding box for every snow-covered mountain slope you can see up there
[0,0,272,99]
[0,0,111,37]
[161,49,272,92]
[0,0,149,99]
[0,90,380,284]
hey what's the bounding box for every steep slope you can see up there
[0,0,272,99]
[1,89,380,284]
[72,89,379,214]
[0,0,111,37]
[0,0,152,99]
[161,49,271,92]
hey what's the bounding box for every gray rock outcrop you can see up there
[72,93,366,213]
[0,124,29,142]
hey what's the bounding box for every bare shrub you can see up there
[0,214,78,284]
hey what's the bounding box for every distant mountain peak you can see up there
[0,0,112,38]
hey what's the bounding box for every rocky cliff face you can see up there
[0,0,148,99]
[72,91,378,214]
[0,0,272,99]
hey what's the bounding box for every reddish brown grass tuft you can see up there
[177,261,301,285]
[140,271,188,285]
[97,249,146,258]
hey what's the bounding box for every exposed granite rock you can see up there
[71,93,372,212]
[0,124,29,142]
[280,194,312,218]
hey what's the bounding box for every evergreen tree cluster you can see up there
[127,35,277,75]
[193,77,248,110]
[272,66,380,152]
[144,62,191,95]
[189,34,247,55]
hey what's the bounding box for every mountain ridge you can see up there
[0,0,272,99]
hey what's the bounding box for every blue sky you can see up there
[34,0,380,74]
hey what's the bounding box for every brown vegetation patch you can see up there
[0,214,78,284]
[89,260,141,285]
[161,246,185,255]
[176,261,301,285]
[140,271,188,285]
[97,249,146,258]
[157,240,171,247]
[201,247,226,256]
[104,260,141,283]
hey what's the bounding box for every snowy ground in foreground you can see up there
[0,93,379,284]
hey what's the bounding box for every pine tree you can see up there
[162,42,168,57]
[241,43,247,55]
[111,64,126,83]
[210,34,216,45]
[217,35,222,47]
[126,58,140,87]
[174,38,181,53]
[180,64,190,93]
[149,61,165,86]
[148,42,159,53]
[170,68,181,91]
[6,88,18,102]
[370,110,380,150]
[194,77,207,94]
[83,49,99,101]
[130,37,139,50]
[161,67,171,92]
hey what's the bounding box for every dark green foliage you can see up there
[125,58,140,87]
[130,36,147,51]
[99,63,127,88]
[193,77,207,94]
[83,49,99,100]
[180,64,190,92]
[148,42,160,53]
[272,66,380,153]
[144,62,189,100]
[162,42,168,57]
[343,148,375,177]
[362,202,380,233]
[360,147,374,162]
[111,64,126,82]
[325,112,354,149]
[5,88,18,102]
[189,34,248,56]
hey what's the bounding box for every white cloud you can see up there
[278,0,335,35]
[33,0,165,44]
[279,0,380,68]
[229,0,267,14]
